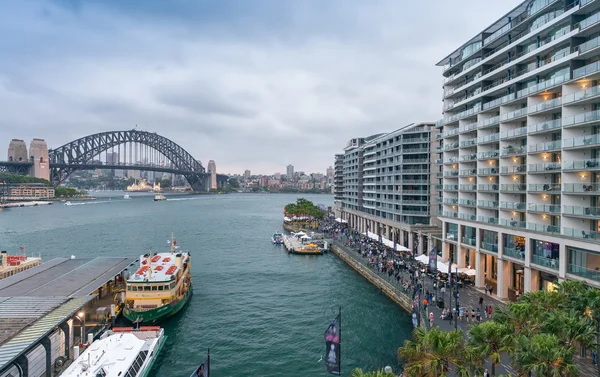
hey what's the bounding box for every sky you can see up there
[0,0,519,175]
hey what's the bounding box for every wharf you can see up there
[282,235,324,255]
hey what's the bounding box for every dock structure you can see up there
[0,256,136,377]
[282,235,324,255]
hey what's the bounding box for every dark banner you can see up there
[428,246,437,273]
[412,290,420,328]
[324,314,341,375]
[393,231,397,253]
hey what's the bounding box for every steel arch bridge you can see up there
[48,130,207,190]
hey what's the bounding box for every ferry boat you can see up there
[124,194,131,200]
[123,237,192,324]
[0,251,42,280]
[59,326,166,377]
[271,232,283,245]
[154,193,166,201]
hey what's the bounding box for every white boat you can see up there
[124,194,131,200]
[154,193,166,201]
[271,232,283,245]
[64,201,72,206]
[59,326,166,377]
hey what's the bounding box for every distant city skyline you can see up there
[0,1,515,173]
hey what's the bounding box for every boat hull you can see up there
[139,333,168,377]
[123,283,192,324]
[271,238,282,245]
[290,249,323,255]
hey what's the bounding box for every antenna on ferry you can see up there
[170,233,175,254]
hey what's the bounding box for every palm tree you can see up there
[350,368,395,377]
[398,327,470,377]
[542,309,596,354]
[513,333,578,377]
[468,321,511,377]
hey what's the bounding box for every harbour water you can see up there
[0,193,412,376]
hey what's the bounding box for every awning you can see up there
[362,231,410,252]
[294,232,307,237]
[415,254,429,264]
[283,216,292,222]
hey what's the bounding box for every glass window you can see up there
[151,286,157,291]
[527,0,551,17]
[461,41,482,60]
[158,285,164,291]
[481,230,498,252]
[144,286,151,291]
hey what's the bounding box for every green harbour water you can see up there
[0,193,412,376]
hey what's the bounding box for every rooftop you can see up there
[128,252,189,283]
[0,257,136,297]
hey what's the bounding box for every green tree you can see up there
[228,178,239,188]
[468,321,512,377]
[513,334,578,377]
[350,368,395,377]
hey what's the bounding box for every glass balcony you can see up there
[446,231,458,241]
[444,185,459,191]
[574,61,600,80]
[563,159,600,171]
[532,254,559,270]
[568,264,600,283]
[459,169,477,176]
[478,200,499,209]
[528,183,560,193]
[564,227,599,240]
[500,108,528,122]
[563,110,600,127]
[478,167,499,175]
[499,219,527,229]
[528,140,561,153]
[460,153,478,162]
[444,157,459,164]
[564,134,600,149]
[444,171,459,177]
[516,74,569,98]
[478,150,500,159]
[459,184,477,191]
[563,205,600,217]
[478,133,500,144]
[504,247,526,260]
[500,202,526,210]
[478,184,499,191]
[527,222,561,234]
[442,211,459,219]
[528,162,561,173]
[462,236,477,246]
[528,119,561,134]
[478,216,499,225]
[528,203,561,213]
[444,142,459,151]
[500,164,527,174]
[528,98,562,114]
[563,85,600,105]
[459,122,478,134]
[481,242,499,252]
[478,116,500,129]
[501,145,527,156]
[500,127,527,140]
[443,198,458,205]
[459,199,477,206]
[460,139,477,148]
[563,183,600,193]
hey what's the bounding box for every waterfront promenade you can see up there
[329,234,599,376]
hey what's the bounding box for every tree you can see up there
[513,334,578,377]
[468,321,512,377]
[228,178,239,188]
[398,327,472,377]
[351,368,395,377]
[283,198,325,219]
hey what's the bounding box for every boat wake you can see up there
[65,200,112,206]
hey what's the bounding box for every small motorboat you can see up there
[123,194,131,200]
[271,232,283,245]
[64,201,72,206]
[154,193,166,201]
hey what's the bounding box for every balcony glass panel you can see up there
[500,202,526,210]
[564,227,599,240]
[500,219,527,228]
[459,169,477,176]
[459,184,477,190]
[478,133,500,143]
[500,108,528,122]
[532,254,560,269]
[500,165,527,174]
[528,140,561,153]
[528,203,561,213]
[527,222,561,234]
[478,216,499,225]
[478,168,499,175]
[504,247,526,260]
[481,229,498,252]
[531,239,559,270]
[528,97,562,113]
[568,246,600,282]
[563,205,600,217]
[501,127,527,140]
[528,119,561,133]
[459,122,478,133]
[478,184,499,191]
[563,159,600,170]
[460,139,477,148]
[504,234,526,260]
[478,200,499,208]
[444,185,459,191]
[446,223,459,240]
[564,134,600,148]
[563,85,600,104]
[563,183,600,193]
[563,110,600,127]
[568,264,600,282]
[501,145,527,156]
[459,199,477,206]
[443,198,458,205]
[462,236,477,245]
[460,213,477,221]
[460,153,478,162]
[529,183,560,192]
[528,162,561,172]
[443,211,459,218]
[478,150,500,159]
[516,74,569,98]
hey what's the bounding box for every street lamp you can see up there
[455,265,459,331]
[75,311,86,345]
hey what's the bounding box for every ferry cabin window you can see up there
[125,350,149,377]
[170,282,176,290]
[151,286,157,291]
[144,286,151,291]
[158,285,164,291]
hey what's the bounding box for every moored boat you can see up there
[123,236,192,324]
[271,232,283,245]
[154,193,166,201]
[59,326,166,377]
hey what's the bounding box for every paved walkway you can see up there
[331,237,599,376]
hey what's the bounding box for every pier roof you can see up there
[0,257,136,297]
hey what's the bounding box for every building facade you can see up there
[7,183,55,201]
[334,154,344,217]
[286,164,294,181]
[436,0,600,299]
[339,123,441,252]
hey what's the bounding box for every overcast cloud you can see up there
[0,0,518,174]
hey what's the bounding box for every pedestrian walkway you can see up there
[331,237,599,376]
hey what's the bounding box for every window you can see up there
[158,285,164,291]
[144,286,151,291]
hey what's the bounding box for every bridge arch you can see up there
[48,130,206,189]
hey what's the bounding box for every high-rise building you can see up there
[326,166,334,178]
[286,165,294,181]
[333,154,344,217]
[244,169,251,181]
[338,123,440,252]
[436,0,600,297]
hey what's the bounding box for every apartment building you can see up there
[334,154,344,217]
[436,0,600,300]
[340,123,441,253]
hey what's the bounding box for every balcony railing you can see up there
[478,200,499,209]
[527,222,561,234]
[443,198,458,205]
[459,184,477,191]
[444,185,459,191]
[478,133,500,144]
[500,165,527,174]
[564,134,600,149]
[563,85,600,105]
[568,264,600,282]
[500,202,526,210]
[504,247,525,260]
[564,109,600,127]
[481,242,499,252]
[501,127,527,140]
[478,216,499,225]
[532,255,559,270]
[459,169,477,177]
[499,219,527,228]
[500,108,528,122]
[529,183,560,192]
[573,60,600,80]
[501,145,527,156]
[528,203,561,213]
[442,211,459,218]
[478,168,499,175]
[460,139,477,148]
[563,158,600,171]
[478,116,501,129]
[478,150,500,159]
[564,183,600,193]
[529,140,561,153]
[528,97,562,113]
[459,122,478,134]
[478,184,499,191]
[564,227,599,240]
[462,236,477,246]
[528,119,561,134]
[459,199,477,206]
[528,162,561,172]
[460,153,478,162]
[444,171,459,177]
[563,205,600,217]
